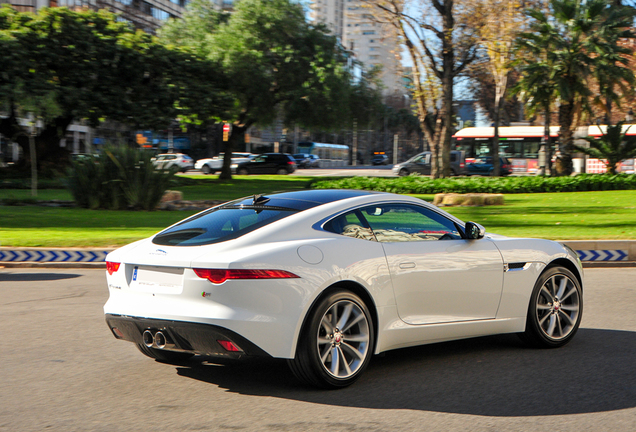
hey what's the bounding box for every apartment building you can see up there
[310,0,403,96]
[0,0,209,34]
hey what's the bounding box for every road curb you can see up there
[1,241,635,268]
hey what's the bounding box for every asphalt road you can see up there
[184,166,397,177]
[1,268,635,432]
[290,166,396,177]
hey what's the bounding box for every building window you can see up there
[362,31,375,35]
[151,6,170,20]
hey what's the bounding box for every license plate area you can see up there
[129,265,184,294]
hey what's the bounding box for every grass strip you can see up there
[1,190,634,247]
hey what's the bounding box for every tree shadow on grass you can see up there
[175,328,636,417]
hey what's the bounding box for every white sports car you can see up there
[104,190,583,388]
[195,152,255,175]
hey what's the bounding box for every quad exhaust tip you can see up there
[142,330,154,348]
[154,331,168,349]
[142,329,176,350]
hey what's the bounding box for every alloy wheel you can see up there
[316,299,370,379]
[535,273,581,341]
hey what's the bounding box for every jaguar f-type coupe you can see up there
[104,190,583,388]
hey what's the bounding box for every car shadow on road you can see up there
[175,328,636,417]
[0,272,82,282]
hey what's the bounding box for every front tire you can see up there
[398,168,409,176]
[201,165,212,175]
[521,266,582,348]
[237,168,249,175]
[288,290,374,389]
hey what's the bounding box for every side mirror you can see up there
[365,207,384,216]
[465,221,485,239]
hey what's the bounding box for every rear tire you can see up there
[201,165,212,175]
[277,168,288,175]
[288,290,374,389]
[136,343,194,364]
[520,266,582,348]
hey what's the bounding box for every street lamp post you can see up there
[29,127,37,197]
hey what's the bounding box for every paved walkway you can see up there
[1,240,634,268]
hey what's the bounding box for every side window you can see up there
[361,204,461,242]
[324,210,376,241]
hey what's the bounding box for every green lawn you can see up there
[1,184,634,247]
[424,190,636,240]
[0,174,315,202]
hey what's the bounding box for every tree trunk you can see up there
[219,125,242,180]
[492,93,502,177]
[544,103,552,176]
[440,2,455,179]
[556,101,576,176]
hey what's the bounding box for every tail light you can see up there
[460,162,465,168]
[287,161,295,165]
[217,340,242,352]
[106,261,121,275]
[194,268,299,284]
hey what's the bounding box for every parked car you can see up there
[393,150,466,176]
[234,153,296,175]
[195,152,255,175]
[151,153,194,172]
[105,189,583,389]
[466,157,513,176]
[372,154,389,165]
[293,153,321,168]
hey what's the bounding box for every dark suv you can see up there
[392,150,466,176]
[235,153,296,175]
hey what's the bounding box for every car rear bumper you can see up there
[105,314,270,359]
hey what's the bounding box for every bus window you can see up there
[524,141,540,158]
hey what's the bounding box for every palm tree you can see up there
[575,121,636,174]
[590,5,636,122]
[516,0,635,176]
[515,23,559,175]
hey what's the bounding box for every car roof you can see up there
[228,190,378,211]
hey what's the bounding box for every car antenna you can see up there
[253,194,270,205]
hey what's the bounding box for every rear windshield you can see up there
[153,206,296,246]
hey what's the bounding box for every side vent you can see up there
[505,262,528,272]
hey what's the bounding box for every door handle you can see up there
[399,262,416,269]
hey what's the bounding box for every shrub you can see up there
[67,146,176,210]
[310,173,636,195]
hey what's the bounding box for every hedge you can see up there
[310,173,636,194]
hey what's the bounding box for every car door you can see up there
[410,154,431,175]
[469,158,488,175]
[361,203,504,325]
[248,155,268,174]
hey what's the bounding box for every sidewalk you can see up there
[1,241,635,268]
